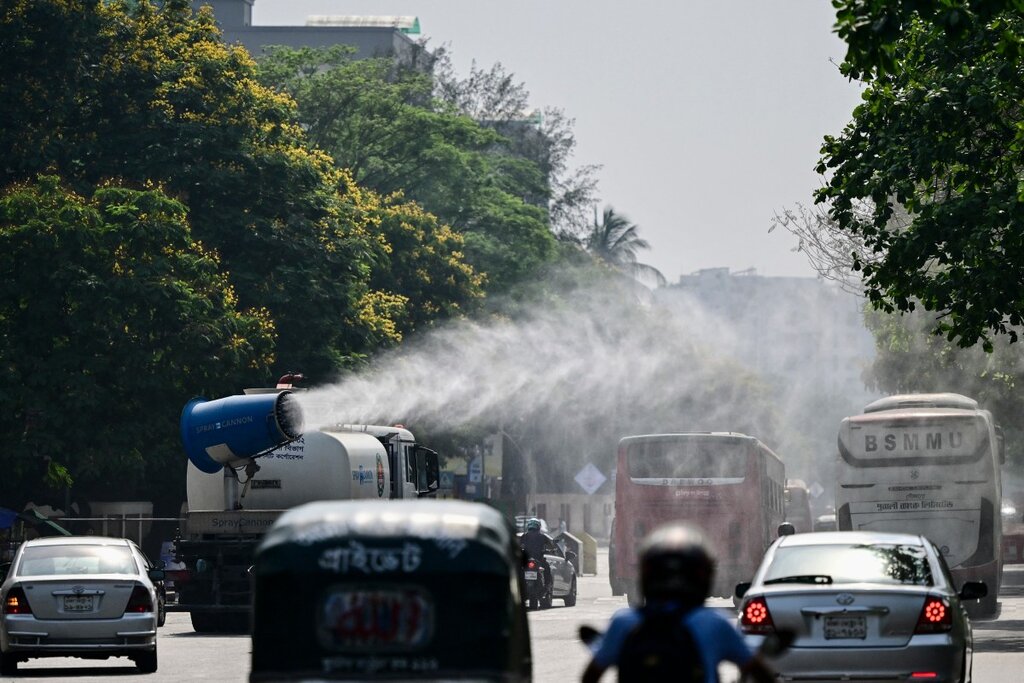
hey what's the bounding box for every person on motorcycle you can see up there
[520,518,553,592]
[581,522,775,683]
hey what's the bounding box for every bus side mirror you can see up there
[735,582,751,599]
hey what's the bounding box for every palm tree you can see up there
[584,206,667,287]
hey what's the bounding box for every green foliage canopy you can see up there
[819,7,1024,350]
[0,176,274,508]
[0,0,398,378]
[256,46,558,294]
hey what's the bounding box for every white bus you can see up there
[836,393,1003,614]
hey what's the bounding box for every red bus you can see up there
[609,433,785,605]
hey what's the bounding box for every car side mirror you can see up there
[147,568,165,582]
[959,581,987,601]
[735,582,751,599]
[565,550,577,563]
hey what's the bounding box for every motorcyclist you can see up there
[520,518,553,592]
[582,523,775,683]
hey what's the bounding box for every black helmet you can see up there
[638,523,715,606]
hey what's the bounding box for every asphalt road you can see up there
[3,552,1023,682]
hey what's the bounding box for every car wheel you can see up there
[563,577,577,607]
[0,647,17,676]
[157,598,166,627]
[134,646,158,674]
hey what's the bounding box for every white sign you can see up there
[809,481,825,499]
[468,455,483,484]
[575,463,607,495]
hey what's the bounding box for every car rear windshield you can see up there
[17,545,138,576]
[764,543,933,586]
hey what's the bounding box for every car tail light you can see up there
[914,596,953,634]
[3,587,31,615]
[910,674,938,679]
[125,585,153,614]
[740,596,775,634]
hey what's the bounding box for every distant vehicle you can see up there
[610,432,785,605]
[813,513,838,532]
[736,531,985,682]
[517,531,578,609]
[836,393,1004,614]
[784,480,813,533]
[0,536,163,675]
[175,387,440,633]
[249,500,532,682]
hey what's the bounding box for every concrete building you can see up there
[654,268,877,400]
[192,0,425,62]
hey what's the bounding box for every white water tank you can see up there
[186,430,391,511]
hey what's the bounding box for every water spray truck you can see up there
[172,384,440,632]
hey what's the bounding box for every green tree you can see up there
[0,176,274,509]
[584,207,666,287]
[818,8,1024,350]
[432,56,601,237]
[0,0,397,378]
[255,46,559,294]
[831,0,1022,79]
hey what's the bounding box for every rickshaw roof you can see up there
[259,499,512,554]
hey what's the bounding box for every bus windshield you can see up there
[626,438,747,481]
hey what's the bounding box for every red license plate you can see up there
[317,587,434,651]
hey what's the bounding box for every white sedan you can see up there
[0,536,162,675]
[736,531,986,682]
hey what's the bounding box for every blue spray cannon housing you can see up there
[180,391,304,473]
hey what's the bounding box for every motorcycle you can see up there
[521,556,551,610]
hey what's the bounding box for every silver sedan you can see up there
[736,531,986,682]
[0,536,162,675]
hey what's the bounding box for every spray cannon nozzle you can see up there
[180,391,304,473]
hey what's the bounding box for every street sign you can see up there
[439,471,455,490]
[809,481,825,499]
[468,455,483,484]
[574,463,607,495]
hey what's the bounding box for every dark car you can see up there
[518,531,578,609]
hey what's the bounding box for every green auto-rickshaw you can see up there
[250,500,532,682]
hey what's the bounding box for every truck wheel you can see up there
[134,645,158,674]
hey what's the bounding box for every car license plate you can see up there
[523,571,538,580]
[824,615,866,639]
[63,595,94,612]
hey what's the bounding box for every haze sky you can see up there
[251,1,863,283]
